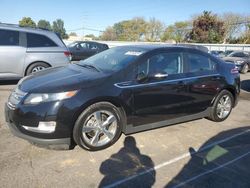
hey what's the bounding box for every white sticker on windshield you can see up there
[125,51,143,56]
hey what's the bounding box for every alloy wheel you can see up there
[216,95,232,119]
[32,66,46,73]
[82,110,118,147]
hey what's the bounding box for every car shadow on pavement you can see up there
[165,127,250,188]
[98,136,156,188]
[241,80,250,92]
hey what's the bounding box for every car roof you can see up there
[115,44,208,53]
[0,23,56,35]
[74,41,107,45]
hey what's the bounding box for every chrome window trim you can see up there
[114,74,220,89]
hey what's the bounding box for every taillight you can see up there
[64,51,72,61]
[231,67,239,74]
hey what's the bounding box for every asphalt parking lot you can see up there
[0,74,250,188]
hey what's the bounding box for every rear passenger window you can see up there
[186,53,216,73]
[27,33,57,47]
[80,42,89,49]
[89,43,98,50]
[0,29,19,46]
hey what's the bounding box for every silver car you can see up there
[0,23,71,80]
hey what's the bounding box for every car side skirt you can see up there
[123,108,210,134]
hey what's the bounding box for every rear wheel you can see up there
[73,102,123,151]
[26,62,50,75]
[208,90,234,122]
[241,63,249,74]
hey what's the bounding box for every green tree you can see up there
[101,26,117,41]
[162,21,191,43]
[242,24,250,43]
[101,17,147,41]
[189,11,225,43]
[69,32,77,36]
[85,34,98,40]
[145,18,164,42]
[220,13,245,43]
[37,19,51,30]
[19,17,36,28]
[52,19,68,39]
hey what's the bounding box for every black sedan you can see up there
[223,51,250,74]
[68,41,109,61]
[5,45,240,151]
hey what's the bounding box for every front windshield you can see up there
[78,47,145,72]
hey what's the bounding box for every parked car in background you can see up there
[224,50,234,57]
[5,45,240,151]
[0,23,71,80]
[223,51,250,74]
[68,41,109,61]
[209,50,224,58]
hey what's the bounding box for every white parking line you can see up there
[104,128,250,188]
[173,151,250,188]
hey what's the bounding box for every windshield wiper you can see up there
[76,63,100,72]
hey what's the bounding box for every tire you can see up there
[26,62,50,75]
[73,102,123,151]
[208,90,234,122]
[241,63,249,74]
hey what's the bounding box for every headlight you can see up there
[235,60,244,65]
[24,90,78,104]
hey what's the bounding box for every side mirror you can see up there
[136,71,147,82]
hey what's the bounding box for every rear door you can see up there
[131,50,192,126]
[183,50,222,114]
[76,42,94,60]
[0,29,26,78]
[88,43,99,55]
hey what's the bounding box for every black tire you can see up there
[73,102,123,151]
[241,63,249,74]
[208,90,234,122]
[26,62,50,75]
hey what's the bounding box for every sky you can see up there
[0,0,250,36]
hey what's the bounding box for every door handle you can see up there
[154,73,168,78]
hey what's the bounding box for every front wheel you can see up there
[73,102,123,151]
[208,90,234,122]
[26,62,50,75]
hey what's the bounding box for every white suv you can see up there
[0,23,71,80]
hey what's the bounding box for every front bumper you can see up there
[5,102,73,150]
[7,122,71,149]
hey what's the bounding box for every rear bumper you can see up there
[7,122,71,149]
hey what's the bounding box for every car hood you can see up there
[18,64,109,93]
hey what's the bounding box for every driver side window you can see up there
[138,52,183,76]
